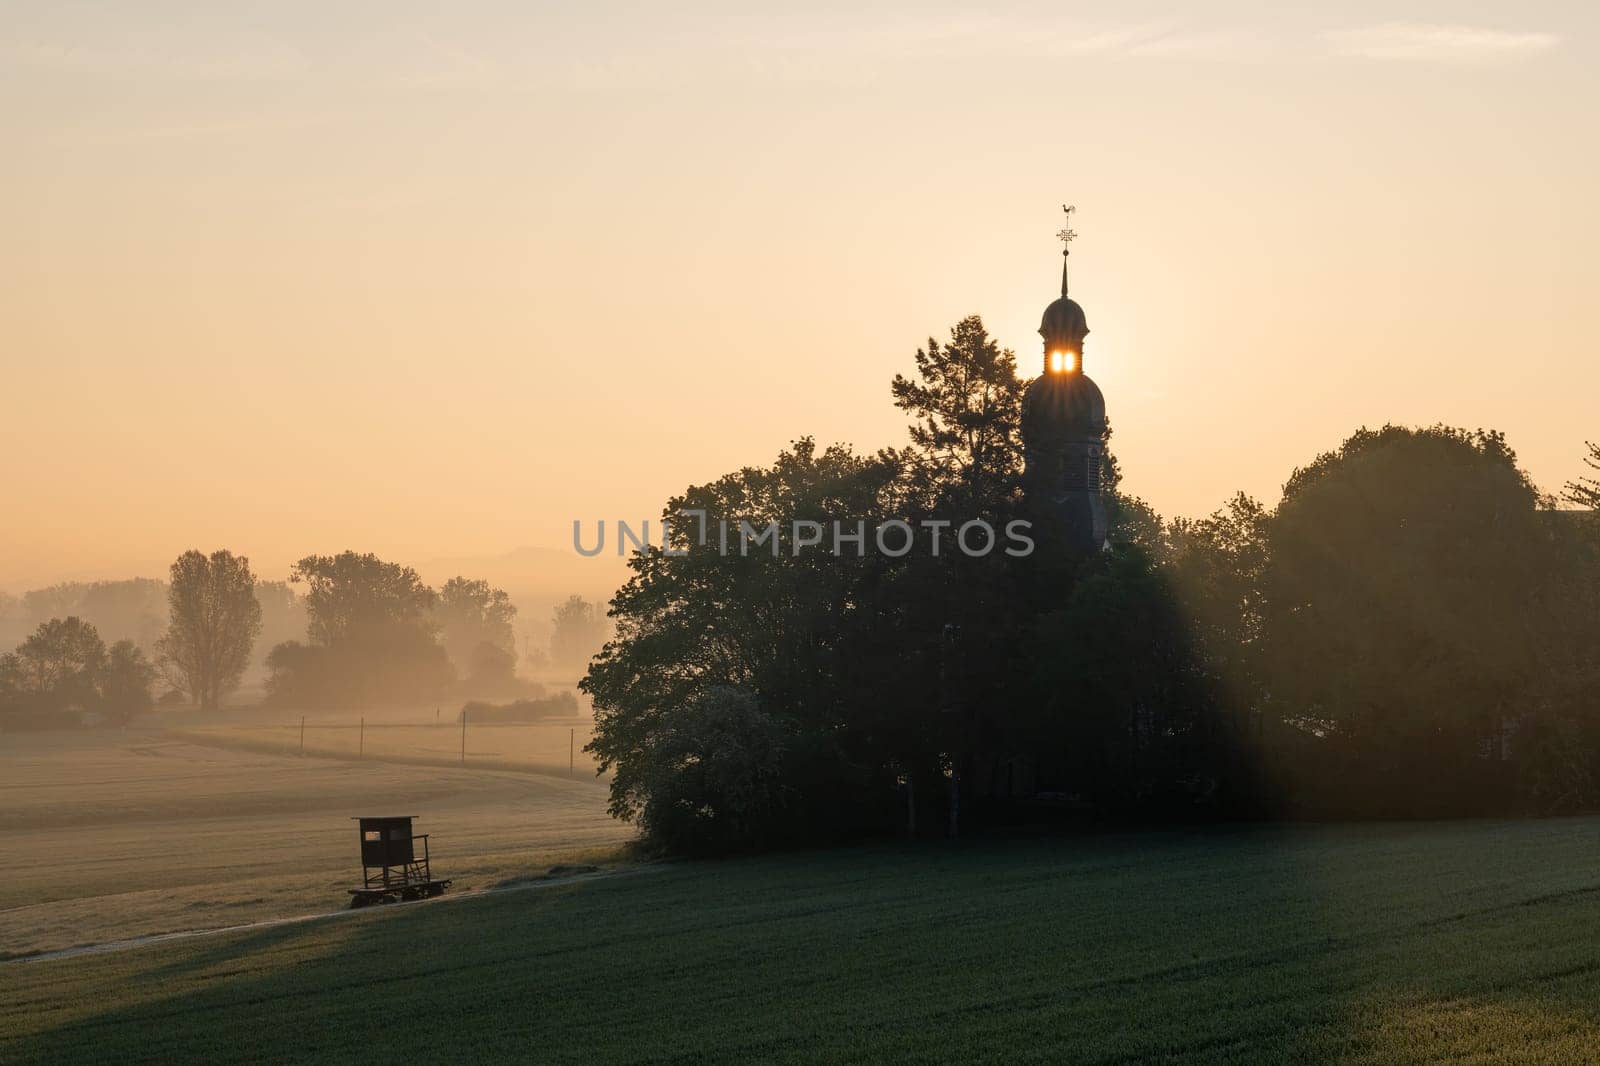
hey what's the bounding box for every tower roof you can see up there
[1039,296,1089,350]
[1022,370,1105,440]
[1040,206,1089,357]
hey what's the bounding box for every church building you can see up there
[1021,214,1108,554]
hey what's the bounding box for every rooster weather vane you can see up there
[1056,204,1078,248]
[1054,204,1079,297]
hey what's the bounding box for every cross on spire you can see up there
[1056,204,1078,248]
[1056,204,1077,296]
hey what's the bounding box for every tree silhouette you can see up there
[156,550,262,711]
[891,315,1024,514]
[1565,441,1600,509]
[1263,426,1544,815]
[0,616,107,714]
[436,577,517,676]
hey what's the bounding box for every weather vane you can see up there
[1056,204,1078,248]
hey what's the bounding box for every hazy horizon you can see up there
[6,2,1598,593]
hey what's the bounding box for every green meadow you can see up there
[7,816,1600,1064]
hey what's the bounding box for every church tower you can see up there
[1021,208,1108,554]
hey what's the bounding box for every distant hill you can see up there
[414,544,628,608]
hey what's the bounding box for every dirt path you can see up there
[7,864,661,965]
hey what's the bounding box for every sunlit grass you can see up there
[6,818,1600,1063]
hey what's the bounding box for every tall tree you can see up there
[156,550,263,711]
[550,595,607,670]
[890,315,1025,514]
[888,316,1035,814]
[436,577,517,675]
[292,551,437,646]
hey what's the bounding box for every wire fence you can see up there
[172,713,596,777]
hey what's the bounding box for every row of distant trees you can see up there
[582,315,1600,852]
[0,619,157,728]
[0,552,611,724]
[0,551,257,725]
[265,561,608,708]
[0,575,302,688]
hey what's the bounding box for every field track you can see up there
[7,863,657,965]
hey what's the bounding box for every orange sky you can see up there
[3,3,1597,593]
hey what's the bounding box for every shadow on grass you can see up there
[8,821,1600,1064]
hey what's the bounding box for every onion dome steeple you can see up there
[1038,205,1090,374]
[1021,205,1108,554]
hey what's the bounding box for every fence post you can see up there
[299,715,305,755]
[460,708,466,764]
[359,716,364,759]
[570,728,574,775]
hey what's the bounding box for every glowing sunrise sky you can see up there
[3,2,1597,591]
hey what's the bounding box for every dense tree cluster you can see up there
[262,554,567,707]
[584,316,1600,852]
[550,595,609,671]
[436,577,519,687]
[0,617,155,728]
[266,552,456,707]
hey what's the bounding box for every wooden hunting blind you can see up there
[349,815,451,907]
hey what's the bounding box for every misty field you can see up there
[8,818,1600,1063]
[172,700,603,776]
[0,724,627,958]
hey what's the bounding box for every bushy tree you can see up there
[468,640,517,687]
[0,616,107,714]
[293,552,438,646]
[436,577,517,677]
[269,551,452,707]
[624,687,794,854]
[156,550,263,710]
[584,438,906,846]
[101,640,157,726]
[1263,426,1545,815]
[550,595,607,670]
[0,620,157,727]
[263,640,331,707]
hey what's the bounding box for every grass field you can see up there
[0,724,629,957]
[7,816,1600,1063]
